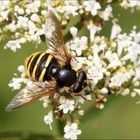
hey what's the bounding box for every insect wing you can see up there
[45,9,71,63]
[6,85,56,111]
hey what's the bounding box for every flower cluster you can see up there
[2,0,140,139]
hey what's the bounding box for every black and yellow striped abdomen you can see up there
[25,52,58,82]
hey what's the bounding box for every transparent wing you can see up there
[6,82,57,111]
[44,8,71,63]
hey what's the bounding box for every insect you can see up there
[6,8,87,111]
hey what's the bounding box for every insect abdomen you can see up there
[25,52,58,82]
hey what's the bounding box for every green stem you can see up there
[56,119,65,138]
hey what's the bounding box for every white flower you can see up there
[85,94,92,100]
[0,10,9,21]
[131,91,137,97]
[0,0,10,11]
[40,96,50,108]
[18,8,24,15]
[69,27,88,56]
[8,77,23,90]
[122,43,140,64]
[110,22,122,39]
[107,0,113,3]
[92,45,103,67]
[18,65,25,73]
[133,68,140,81]
[44,111,53,130]
[83,0,101,16]
[109,70,135,87]
[14,5,24,15]
[87,23,101,41]
[64,123,81,140]
[70,27,78,38]
[134,81,140,87]
[5,21,17,32]
[27,20,37,35]
[71,57,88,71]
[134,89,140,96]
[77,96,85,104]
[4,39,22,52]
[0,0,10,20]
[87,64,106,86]
[128,0,140,8]
[122,88,130,96]
[116,33,131,56]
[58,98,75,114]
[76,94,91,104]
[92,36,107,54]
[70,36,88,56]
[41,10,47,16]
[20,38,26,43]
[26,1,41,13]
[100,5,112,21]
[17,16,29,28]
[28,29,44,42]
[132,31,140,43]
[100,88,108,94]
[105,51,122,69]
[18,65,26,78]
[78,110,84,116]
[65,0,79,16]
[46,0,51,6]
[30,13,41,23]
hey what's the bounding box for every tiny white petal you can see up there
[4,40,22,52]
[6,21,17,32]
[78,110,84,116]
[111,23,122,39]
[41,10,47,16]
[64,123,81,140]
[80,36,88,46]
[30,13,40,23]
[8,77,23,90]
[83,1,101,16]
[17,8,24,15]
[134,89,140,96]
[58,99,75,114]
[70,27,78,38]
[18,65,25,73]
[44,111,53,130]
[100,88,108,94]
[65,1,79,16]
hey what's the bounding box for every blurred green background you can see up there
[1,4,140,140]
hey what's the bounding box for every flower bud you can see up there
[100,88,108,94]
[70,27,78,38]
[31,14,41,23]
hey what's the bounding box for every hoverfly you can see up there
[6,8,87,111]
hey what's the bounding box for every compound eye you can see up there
[72,83,83,93]
[78,71,87,82]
